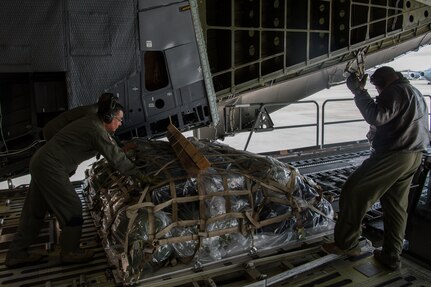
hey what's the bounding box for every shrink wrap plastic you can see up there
[85,138,334,283]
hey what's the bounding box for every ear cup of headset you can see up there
[103,112,114,124]
[102,94,116,123]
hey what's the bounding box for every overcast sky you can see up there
[386,44,431,71]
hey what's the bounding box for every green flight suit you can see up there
[43,104,123,149]
[43,104,97,141]
[334,151,422,260]
[8,114,142,255]
[335,76,429,262]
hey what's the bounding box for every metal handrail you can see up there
[224,94,431,151]
[223,101,320,151]
[321,98,366,148]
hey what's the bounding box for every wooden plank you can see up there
[166,124,211,176]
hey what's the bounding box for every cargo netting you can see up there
[84,138,334,284]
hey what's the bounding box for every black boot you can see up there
[5,251,44,268]
[59,226,95,264]
[373,249,401,271]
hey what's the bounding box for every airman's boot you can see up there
[373,249,401,271]
[5,251,44,268]
[60,249,95,264]
[322,242,361,257]
[59,226,95,264]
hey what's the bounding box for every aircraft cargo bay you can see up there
[1,0,431,286]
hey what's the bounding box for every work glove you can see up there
[346,73,367,93]
[135,173,158,187]
[139,174,153,186]
[122,142,138,153]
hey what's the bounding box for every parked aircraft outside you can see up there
[399,68,431,82]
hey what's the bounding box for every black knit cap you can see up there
[370,66,396,87]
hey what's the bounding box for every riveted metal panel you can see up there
[139,1,195,51]
[165,42,203,89]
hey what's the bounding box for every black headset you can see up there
[102,93,117,124]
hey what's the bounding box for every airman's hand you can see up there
[346,74,367,93]
[122,142,138,153]
[135,173,160,187]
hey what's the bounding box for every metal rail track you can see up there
[0,185,115,287]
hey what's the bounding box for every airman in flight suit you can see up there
[42,92,113,141]
[5,97,147,267]
[323,67,430,271]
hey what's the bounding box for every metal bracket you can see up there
[344,48,367,78]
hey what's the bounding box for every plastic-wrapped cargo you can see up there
[84,138,334,284]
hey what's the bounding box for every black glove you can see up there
[136,173,158,187]
[137,174,152,187]
[346,74,367,93]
